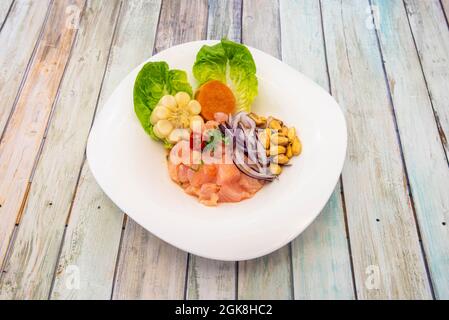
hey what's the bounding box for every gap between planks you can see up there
[185,0,241,301]
[16,0,87,223]
[63,0,124,227]
[0,0,124,300]
[403,0,449,166]
[320,0,432,299]
[0,0,15,32]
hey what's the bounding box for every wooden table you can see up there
[0,0,448,300]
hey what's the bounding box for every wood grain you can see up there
[320,0,431,299]
[50,0,162,300]
[0,0,13,27]
[0,0,445,301]
[0,0,83,274]
[112,0,208,300]
[113,223,188,300]
[186,0,241,301]
[0,0,121,300]
[279,0,354,299]
[404,0,449,159]
[373,0,449,300]
[238,0,292,300]
[154,0,208,54]
[0,0,52,136]
[187,256,236,300]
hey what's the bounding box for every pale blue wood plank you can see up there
[238,0,292,299]
[186,0,240,300]
[321,0,431,299]
[404,0,449,160]
[279,0,354,300]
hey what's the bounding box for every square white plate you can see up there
[87,40,347,261]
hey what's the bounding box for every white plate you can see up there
[87,40,347,261]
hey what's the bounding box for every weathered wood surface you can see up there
[403,0,449,160]
[113,222,188,300]
[373,0,449,300]
[0,0,52,136]
[0,0,13,28]
[1,0,448,300]
[0,0,83,273]
[187,255,236,300]
[279,0,354,300]
[186,0,241,301]
[207,0,241,42]
[0,0,122,300]
[51,0,162,300]
[321,0,431,299]
[112,0,208,300]
[238,0,292,300]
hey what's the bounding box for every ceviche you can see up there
[134,39,302,206]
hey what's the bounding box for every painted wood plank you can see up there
[0,0,84,273]
[0,0,121,300]
[404,0,449,159]
[238,0,292,300]
[279,0,354,299]
[373,0,449,300]
[186,0,241,301]
[207,0,241,41]
[0,0,52,136]
[113,223,189,300]
[442,0,449,17]
[112,0,208,300]
[0,0,13,27]
[50,0,163,300]
[320,0,431,299]
[187,256,236,300]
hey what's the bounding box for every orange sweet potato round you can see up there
[196,80,236,121]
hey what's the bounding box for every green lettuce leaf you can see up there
[192,39,258,112]
[167,69,194,95]
[133,61,192,146]
[192,43,227,84]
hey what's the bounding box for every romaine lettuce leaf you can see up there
[193,39,258,112]
[133,61,192,145]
